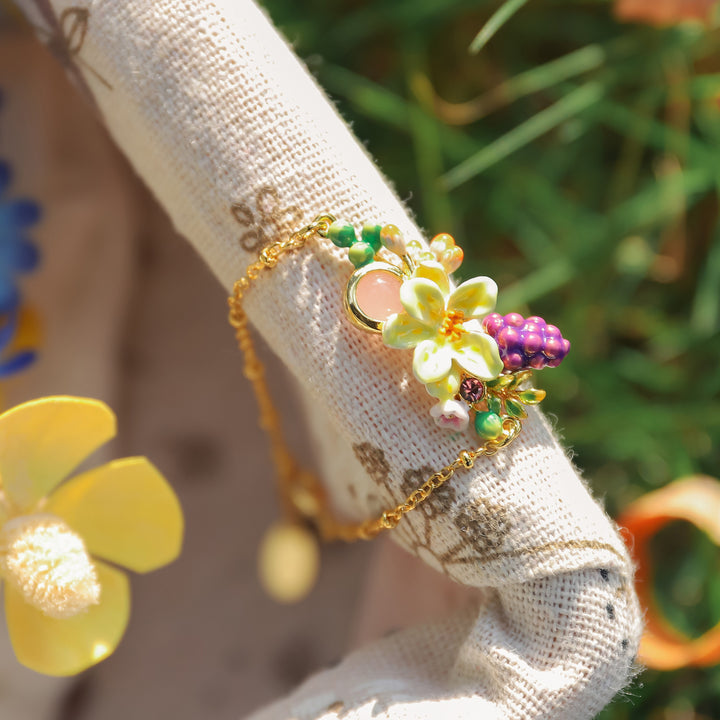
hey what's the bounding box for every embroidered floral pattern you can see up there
[453,498,510,554]
[231,186,302,252]
[34,7,112,91]
[352,442,390,484]
[354,453,514,579]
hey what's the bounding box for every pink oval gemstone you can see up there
[356,269,404,323]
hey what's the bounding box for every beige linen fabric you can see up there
[17,1,643,718]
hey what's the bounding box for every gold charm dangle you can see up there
[258,522,320,604]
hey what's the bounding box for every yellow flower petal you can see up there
[452,332,503,380]
[0,397,116,510]
[382,312,436,349]
[46,457,183,574]
[5,560,129,676]
[425,365,462,399]
[413,339,453,384]
[400,278,446,326]
[412,261,450,295]
[447,277,497,319]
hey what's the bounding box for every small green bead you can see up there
[348,241,375,268]
[328,220,357,248]
[361,223,383,252]
[474,411,503,440]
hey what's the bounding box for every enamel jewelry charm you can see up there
[330,220,570,439]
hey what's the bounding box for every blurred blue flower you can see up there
[0,307,35,378]
[0,160,40,313]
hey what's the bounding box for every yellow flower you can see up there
[0,396,183,676]
[382,263,503,396]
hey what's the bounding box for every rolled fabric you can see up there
[17,1,642,718]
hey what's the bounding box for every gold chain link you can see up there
[228,217,523,542]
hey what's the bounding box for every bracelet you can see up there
[228,215,569,601]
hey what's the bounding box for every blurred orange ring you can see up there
[618,475,720,670]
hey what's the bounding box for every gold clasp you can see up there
[259,245,280,267]
[459,451,475,468]
[285,214,336,251]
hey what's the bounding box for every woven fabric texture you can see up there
[18,1,643,717]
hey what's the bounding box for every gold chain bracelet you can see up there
[228,215,568,600]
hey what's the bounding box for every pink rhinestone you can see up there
[460,377,485,403]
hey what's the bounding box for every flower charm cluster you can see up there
[332,219,569,440]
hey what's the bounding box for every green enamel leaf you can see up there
[505,399,527,418]
[509,369,533,389]
[487,374,514,389]
[518,388,547,405]
[486,395,503,415]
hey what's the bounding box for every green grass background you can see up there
[261,0,720,716]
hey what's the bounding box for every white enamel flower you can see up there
[430,399,470,431]
[382,264,503,392]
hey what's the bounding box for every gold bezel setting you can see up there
[343,261,405,333]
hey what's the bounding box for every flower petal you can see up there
[0,351,36,378]
[0,161,11,193]
[0,397,116,510]
[413,339,453,384]
[46,457,183,573]
[452,332,504,380]
[0,284,19,314]
[382,312,436,349]
[400,277,446,326]
[14,239,40,272]
[425,365,462,399]
[0,309,19,352]
[8,199,41,228]
[5,560,129,676]
[448,276,497,319]
[412,261,450,295]
[429,398,470,432]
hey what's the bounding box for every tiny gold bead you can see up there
[460,451,474,469]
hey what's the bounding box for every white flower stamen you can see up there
[0,514,100,618]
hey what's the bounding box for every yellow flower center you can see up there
[438,310,466,343]
[0,514,100,618]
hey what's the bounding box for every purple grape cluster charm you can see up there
[452,308,569,441]
[465,312,569,440]
[483,313,570,371]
